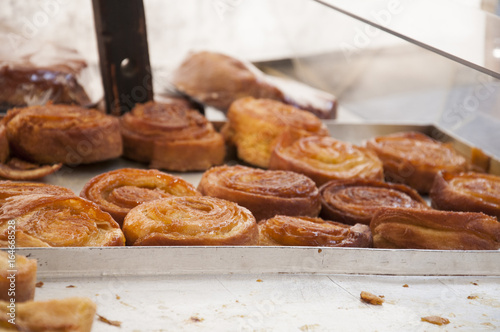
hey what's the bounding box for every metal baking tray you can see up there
[15,123,500,277]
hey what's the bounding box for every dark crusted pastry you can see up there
[81,168,201,225]
[258,215,372,247]
[198,165,320,221]
[3,104,122,165]
[366,132,469,193]
[370,207,500,250]
[320,179,428,225]
[222,97,328,168]
[0,194,125,247]
[172,51,337,119]
[120,99,225,171]
[270,135,384,186]
[430,171,500,220]
[123,196,258,246]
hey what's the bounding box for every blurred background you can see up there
[1,0,499,157]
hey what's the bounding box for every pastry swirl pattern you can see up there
[123,196,258,246]
[198,165,321,221]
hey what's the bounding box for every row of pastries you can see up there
[0,93,499,250]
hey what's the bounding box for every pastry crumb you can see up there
[421,316,450,326]
[471,282,478,286]
[115,295,121,300]
[189,316,204,323]
[66,285,76,288]
[467,295,478,300]
[360,291,384,305]
[35,281,44,288]
[97,314,122,327]
[256,279,263,282]
[402,284,409,287]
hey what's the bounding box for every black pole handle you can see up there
[92,0,153,115]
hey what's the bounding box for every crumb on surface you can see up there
[421,316,450,326]
[360,291,384,305]
[402,284,409,288]
[189,316,204,323]
[97,314,122,327]
[66,285,76,288]
[35,281,44,288]
[467,295,478,300]
[256,279,263,282]
[471,282,478,285]
[116,295,121,300]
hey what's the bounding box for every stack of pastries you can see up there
[0,82,498,250]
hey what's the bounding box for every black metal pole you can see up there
[92,0,153,115]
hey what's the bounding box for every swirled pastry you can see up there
[0,297,96,332]
[0,194,125,247]
[258,215,372,247]
[123,196,258,246]
[0,158,62,181]
[430,172,500,220]
[198,165,320,221]
[222,97,328,168]
[81,168,201,225]
[120,100,225,171]
[0,251,37,302]
[370,207,500,250]
[366,132,469,193]
[319,179,428,225]
[0,180,73,206]
[3,104,122,164]
[269,135,384,186]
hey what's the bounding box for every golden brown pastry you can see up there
[0,158,62,181]
[258,215,372,247]
[81,168,201,225]
[366,132,469,193]
[3,104,122,165]
[172,51,337,119]
[269,135,384,186]
[370,207,500,250]
[198,165,320,221]
[222,97,329,168]
[120,99,225,171]
[0,251,37,302]
[430,171,500,220]
[0,181,73,206]
[123,196,258,246]
[319,179,428,225]
[0,297,96,332]
[0,194,125,247]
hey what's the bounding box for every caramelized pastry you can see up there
[3,104,122,164]
[0,251,37,302]
[198,165,320,221]
[81,168,201,225]
[319,179,428,225]
[0,158,62,181]
[0,194,125,247]
[172,51,337,119]
[269,135,384,186]
[222,97,328,168]
[366,132,469,193]
[123,196,258,246]
[258,215,372,247]
[120,100,225,171]
[430,171,500,220]
[370,207,500,250]
[0,297,96,332]
[0,180,73,206]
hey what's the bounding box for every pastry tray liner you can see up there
[11,123,500,277]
